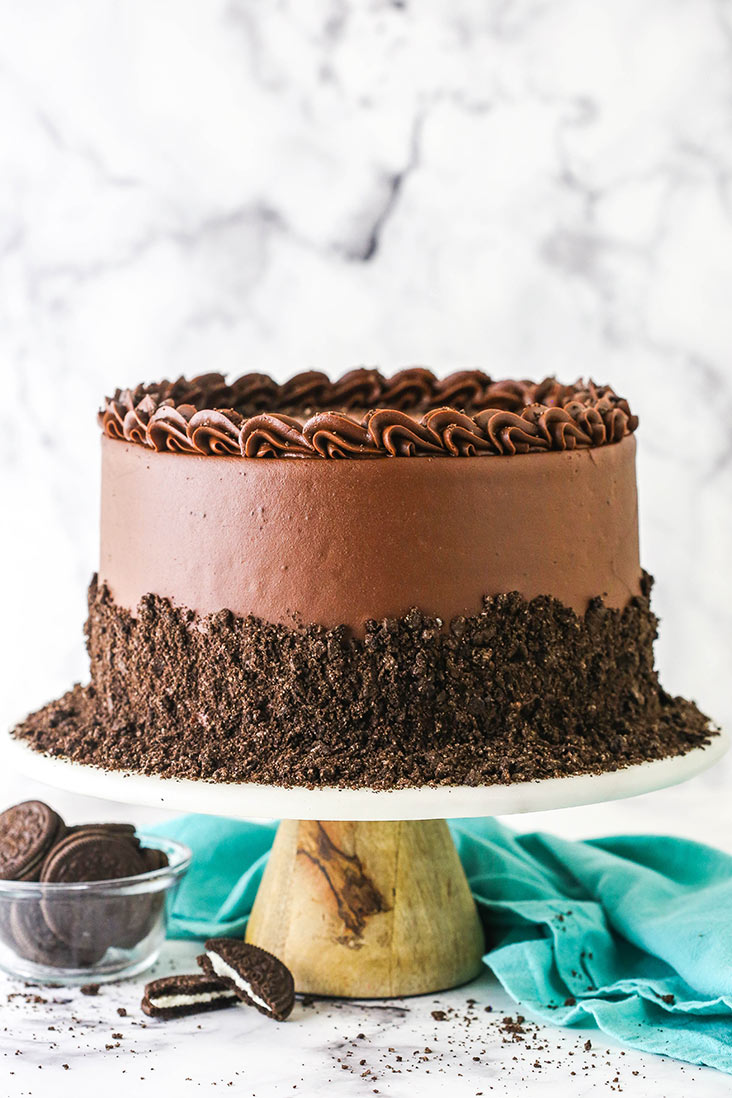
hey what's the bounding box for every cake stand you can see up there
[4,731,728,999]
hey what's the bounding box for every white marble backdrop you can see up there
[1,0,731,776]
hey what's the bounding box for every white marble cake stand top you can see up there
[3,728,728,821]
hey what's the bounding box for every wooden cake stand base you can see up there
[246,819,484,997]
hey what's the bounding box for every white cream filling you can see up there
[150,990,237,1009]
[207,951,272,1013]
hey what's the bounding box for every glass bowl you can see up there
[0,834,191,985]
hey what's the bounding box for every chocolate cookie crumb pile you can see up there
[14,574,715,789]
[0,800,169,970]
[143,939,295,1022]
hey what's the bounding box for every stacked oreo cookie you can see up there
[143,939,295,1022]
[0,800,168,969]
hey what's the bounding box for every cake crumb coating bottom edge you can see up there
[12,575,715,790]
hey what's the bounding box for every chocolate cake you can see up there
[13,368,714,788]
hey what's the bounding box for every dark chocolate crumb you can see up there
[80,984,100,996]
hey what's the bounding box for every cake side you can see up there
[100,434,641,630]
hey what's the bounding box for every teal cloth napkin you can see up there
[148,815,732,1073]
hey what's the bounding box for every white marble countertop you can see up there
[5,940,731,1098]
[2,767,731,1097]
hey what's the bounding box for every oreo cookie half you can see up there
[198,939,295,1021]
[141,974,239,1019]
[0,801,65,881]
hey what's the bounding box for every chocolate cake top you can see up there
[99,368,638,459]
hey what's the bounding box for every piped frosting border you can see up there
[99,368,638,458]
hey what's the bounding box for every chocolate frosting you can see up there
[100,434,641,631]
[99,369,638,459]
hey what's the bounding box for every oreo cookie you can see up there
[9,901,106,968]
[140,846,169,872]
[141,974,239,1019]
[40,832,146,956]
[40,831,145,885]
[114,886,165,950]
[104,844,170,949]
[67,823,139,844]
[198,939,295,1021]
[0,801,65,881]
